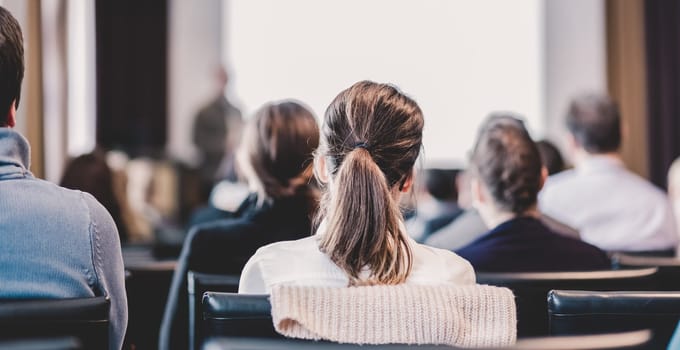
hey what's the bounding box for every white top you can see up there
[539,156,678,252]
[239,225,476,294]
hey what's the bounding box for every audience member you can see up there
[0,7,126,349]
[239,81,475,293]
[668,158,680,256]
[60,149,129,242]
[406,168,463,242]
[539,94,678,253]
[424,166,579,250]
[456,114,610,272]
[536,139,566,175]
[160,100,320,350]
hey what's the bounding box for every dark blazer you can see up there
[455,216,610,272]
[159,193,315,350]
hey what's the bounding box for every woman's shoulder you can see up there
[410,240,476,284]
[412,239,471,264]
[249,235,320,262]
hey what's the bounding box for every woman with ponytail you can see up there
[239,81,474,293]
[161,101,320,349]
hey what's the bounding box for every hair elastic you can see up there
[353,142,369,150]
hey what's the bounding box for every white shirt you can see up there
[539,155,678,252]
[239,226,476,294]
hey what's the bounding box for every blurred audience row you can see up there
[3,3,680,348]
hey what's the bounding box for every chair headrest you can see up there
[202,292,270,320]
[0,296,110,322]
[548,290,680,315]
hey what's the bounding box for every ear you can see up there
[314,155,329,184]
[470,177,485,208]
[566,132,576,149]
[5,100,16,128]
[400,170,415,193]
[538,166,548,191]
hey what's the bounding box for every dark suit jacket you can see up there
[159,194,314,349]
[455,216,610,272]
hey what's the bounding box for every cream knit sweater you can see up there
[271,284,516,348]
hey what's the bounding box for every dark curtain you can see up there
[644,0,680,188]
[95,0,168,156]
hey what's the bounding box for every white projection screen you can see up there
[223,0,544,165]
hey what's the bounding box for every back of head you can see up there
[60,150,126,240]
[566,94,621,154]
[536,140,566,176]
[0,6,23,125]
[61,151,115,202]
[424,168,459,201]
[471,114,542,215]
[237,100,320,205]
[317,80,423,286]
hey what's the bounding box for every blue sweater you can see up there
[456,216,610,272]
[0,129,126,349]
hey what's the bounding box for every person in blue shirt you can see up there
[456,114,610,272]
[0,6,126,349]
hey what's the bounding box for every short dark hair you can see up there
[536,140,565,175]
[0,6,23,125]
[423,168,459,201]
[565,94,621,153]
[471,114,542,215]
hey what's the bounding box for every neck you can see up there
[572,148,621,167]
[479,204,540,229]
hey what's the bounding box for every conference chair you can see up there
[0,297,109,349]
[548,289,680,349]
[201,330,652,350]
[124,254,177,349]
[612,253,680,290]
[476,267,658,336]
[188,272,240,350]
[0,337,82,350]
[201,292,279,347]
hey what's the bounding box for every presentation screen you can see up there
[224,0,544,165]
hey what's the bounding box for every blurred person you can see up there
[192,66,243,196]
[0,7,126,349]
[456,114,610,272]
[60,149,129,242]
[425,167,578,251]
[540,94,678,253]
[536,139,567,175]
[160,100,320,349]
[239,81,474,294]
[406,168,463,242]
[667,158,680,256]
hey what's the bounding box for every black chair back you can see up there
[188,272,240,350]
[201,292,280,348]
[125,260,177,349]
[612,253,680,290]
[0,337,82,350]
[201,330,652,350]
[548,289,680,349]
[0,297,109,349]
[477,267,658,336]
